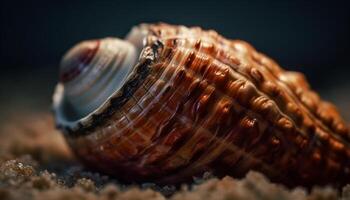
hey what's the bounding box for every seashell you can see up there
[53,23,350,187]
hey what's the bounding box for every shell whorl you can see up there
[53,23,350,187]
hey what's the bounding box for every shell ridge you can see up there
[202,30,350,149]
[246,48,349,142]
[248,52,350,146]
[112,34,306,173]
[126,43,290,181]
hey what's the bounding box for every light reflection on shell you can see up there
[53,23,350,187]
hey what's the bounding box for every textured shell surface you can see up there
[53,23,350,187]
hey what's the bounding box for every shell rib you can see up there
[53,23,350,187]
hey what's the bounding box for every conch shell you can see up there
[53,23,350,187]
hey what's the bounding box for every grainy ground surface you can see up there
[0,69,349,200]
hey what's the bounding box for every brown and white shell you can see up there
[53,23,350,187]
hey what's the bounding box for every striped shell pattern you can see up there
[53,23,350,187]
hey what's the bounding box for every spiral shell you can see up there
[53,23,350,187]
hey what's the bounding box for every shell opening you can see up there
[54,27,146,125]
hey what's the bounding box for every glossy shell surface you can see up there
[53,23,350,187]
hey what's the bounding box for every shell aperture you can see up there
[59,38,139,120]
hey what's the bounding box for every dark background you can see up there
[0,0,349,121]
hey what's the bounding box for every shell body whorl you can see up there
[53,23,350,187]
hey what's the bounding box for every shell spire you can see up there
[53,23,350,187]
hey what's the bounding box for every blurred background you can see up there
[0,0,349,123]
